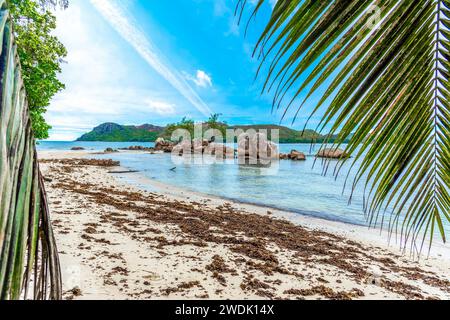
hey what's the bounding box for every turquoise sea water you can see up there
[36,141,156,151]
[37,141,450,235]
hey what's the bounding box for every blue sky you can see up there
[47,0,322,141]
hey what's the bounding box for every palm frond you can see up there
[240,0,450,250]
[0,0,61,300]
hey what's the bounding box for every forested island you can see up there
[77,119,347,144]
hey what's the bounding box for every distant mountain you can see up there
[231,125,323,143]
[135,124,165,132]
[77,123,165,142]
[77,122,350,143]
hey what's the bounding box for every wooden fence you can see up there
[0,0,61,300]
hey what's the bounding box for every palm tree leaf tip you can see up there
[241,0,450,248]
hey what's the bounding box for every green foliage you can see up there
[0,0,62,300]
[80,120,349,144]
[8,0,67,139]
[231,125,325,143]
[206,113,228,137]
[208,113,222,124]
[164,115,228,140]
[77,124,162,142]
[242,0,450,247]
[165,117,196,138]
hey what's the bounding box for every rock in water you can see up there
[238,133,279,165]
[122,145,155,151]
[155,138,174,152]
[192,138,207,154]
[206,143,236,159]
[316,148,349,159]
[289,150,306,161]
[71,147,85,151]
[155,138,165,150]
[172,140,192,156]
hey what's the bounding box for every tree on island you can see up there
[165,114,228,140]
[206,113,227,137]
[165,117,196,138]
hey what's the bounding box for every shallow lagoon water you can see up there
[38,141,450,234]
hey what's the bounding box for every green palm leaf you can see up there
[240,0,450,250]
[0,0,61,300]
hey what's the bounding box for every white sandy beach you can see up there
[38,150,450,300]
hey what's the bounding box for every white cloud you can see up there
[47,3,190,141]
[213,0,228,17]
[195,70,213,88]
[225,19,240,37]
[212,0,240,37]
[145,100,176,115]
[89,0,212,116]
[185,70,213,88]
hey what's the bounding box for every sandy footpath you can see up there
[38,150,450,300]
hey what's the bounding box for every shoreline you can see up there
[37,150,450,300]
[103,153,450,261]
[120,170,369,227]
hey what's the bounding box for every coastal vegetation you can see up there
[77,123,164,142]
[3,0,450,301]
[0,0,67,300]
[8,0,68,139]
[77,120,350,144]
[163,114,229,140]
[242,0,450,247]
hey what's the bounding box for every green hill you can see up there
[231,125,323,143]
[77,123,164,142]
[77,122,350,144]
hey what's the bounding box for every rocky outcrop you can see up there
[172,140,192,156]
[291,150,306,161]
[204,143,236,159]
[71,147,85,151]
[104,148,118,153]
[279,150,307,161]
[237,133,279,165]
[119,146,154,151]
[192,138,209,154]
[316,148,350,159]
[155,138,175,153]
[172,139,236,159]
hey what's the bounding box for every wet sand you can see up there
[38,150,450,300]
